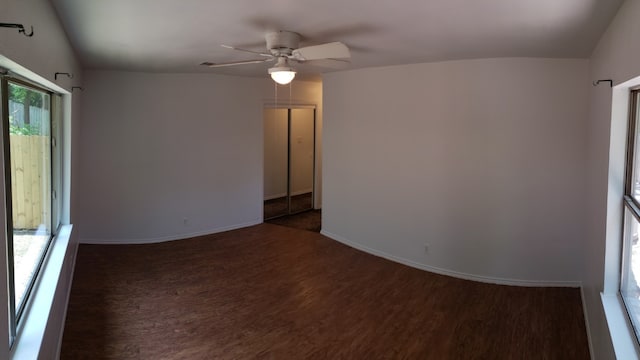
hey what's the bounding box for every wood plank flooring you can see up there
[61,224,590,359]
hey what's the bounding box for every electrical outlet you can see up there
[424,243,429,254]
[183,217,189,226]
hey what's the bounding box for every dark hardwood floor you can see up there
[61,224,590,359]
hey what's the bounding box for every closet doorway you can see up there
[263,105,316,220]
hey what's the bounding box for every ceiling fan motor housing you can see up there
[266,31,301,56]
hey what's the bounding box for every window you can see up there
[1,77,60,344]
[622,89,640,343]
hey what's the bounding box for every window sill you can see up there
[601,292,640,360]
[10,224,74,360]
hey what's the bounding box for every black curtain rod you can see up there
[55,72,73,80]
[593,79,613,87]
[0,23,33,37]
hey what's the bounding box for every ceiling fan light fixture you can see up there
[203,31,351,85]
[269,67,296,85]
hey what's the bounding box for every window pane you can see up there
[622,208,640,342]
[631,92,640,202]
[7,82,52,313]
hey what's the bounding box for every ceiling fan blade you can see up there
[200,59,271,68]
[221,44,272,57]
[291,42,351,61]
[304,58,351,69]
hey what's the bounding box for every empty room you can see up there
[1,0,640,359]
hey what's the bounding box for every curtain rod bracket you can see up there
[71,86,84,92]
[593,79,613,87]
[55,72,73,80]
[0,23,33,37]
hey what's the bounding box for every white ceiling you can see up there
[50,0,623,80]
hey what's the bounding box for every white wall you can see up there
[0,1,80,86]
[79,74,322,243]
[584,1,640,359]
[0,0,82,359]
[322,58,588,284]
[79,71,265,243]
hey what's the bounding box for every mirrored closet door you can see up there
[263,106,315,220]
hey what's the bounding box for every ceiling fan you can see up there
[201,30,351,85]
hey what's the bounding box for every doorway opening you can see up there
[263,105,321,232]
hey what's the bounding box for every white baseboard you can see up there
[320,230,581,288]
[80,220,262,244]
[581,286,596,360]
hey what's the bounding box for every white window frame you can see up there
[0,55,74,360]
[603,77,640,360]
[1,76,61,345]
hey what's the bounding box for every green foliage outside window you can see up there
[8,117,41,135]
[8,83,49,136]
